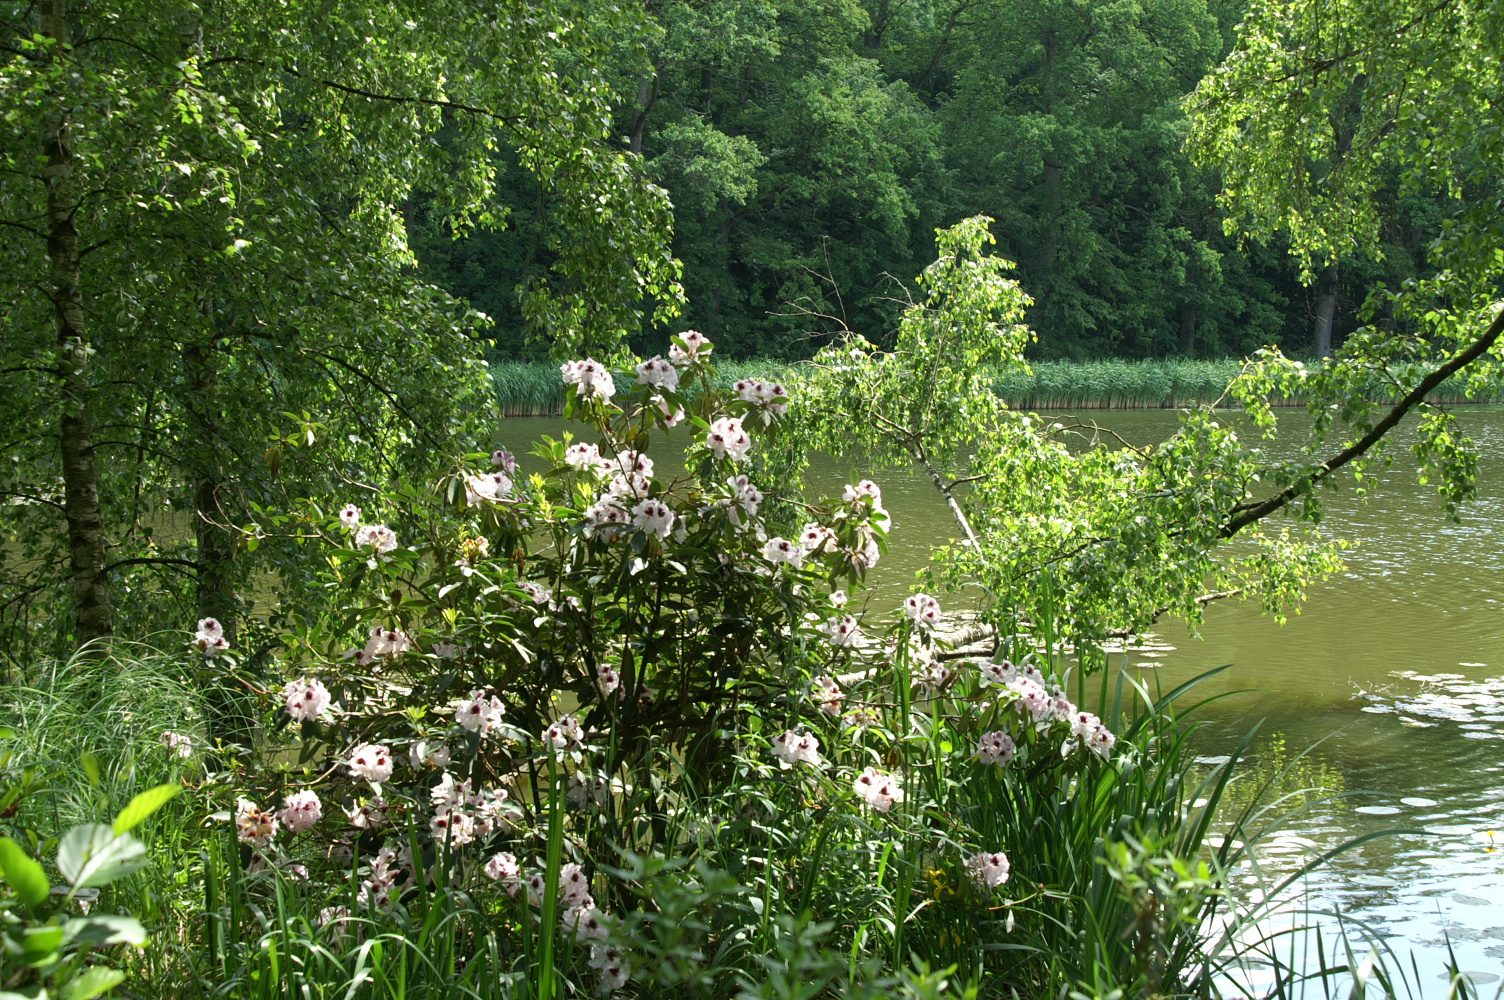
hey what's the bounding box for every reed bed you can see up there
[492,358,1504,415]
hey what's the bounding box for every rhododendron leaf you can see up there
[64,915,147,947]
[0,836,49,908]
[113,783,181,835]
[66,965,127,1000]
[58,825,147,888]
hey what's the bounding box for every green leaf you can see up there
[79,753,100,788]
[66,967,126,1000]
[113,784,181,835]
[56,826,147,888]
[0,836,50,908]
[64,915,147,948]
[19,924,64,964]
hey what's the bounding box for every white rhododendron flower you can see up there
[432,641,465,660]
[160,730,192,758]
[235,797,277,848]
[829,589,848,608]
[359,846,401,908]
[976,731,1016,765]
[465,472,512,505]
[977,658,1018,687]
[1008,677,1054,721]
[353,523,398,553]
[491,448,517,472]
[584,497,631,540]
[635,355,679,390]
[843,480,882,506]
[410,740,451,770]
[812,675,845,715]
[283,677,331,723]
[771,730,821,769]
[543,715,586,751]
[193,617,229,656]
[734,378,790,415]
[726,475,763,525]
[278,790,323,833]
[485,851,522,892]
[631,498,674,540]
[591,943,631,995]
[914,659,956,696]
[338,504,362,528]
[347,743,393,783]
[903,593,943,629]
[561,359,615,401]
[852,766,904,813]
[567,772,611,808]
[967,851,1011,889]
[761,536,803,568]
[706,416,751,461]
[668,330,711,365]
[361,627,412,661]
[345,796,388,830]
[799,523,835,553]
[818,615,861,647]
[517,580,553,606]
[455,689,506,735]
[430,804,476,845]
[565,442,604,470]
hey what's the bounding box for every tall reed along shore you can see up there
[491,357,1504,416]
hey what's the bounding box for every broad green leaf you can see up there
[19,924,65,964]
[112,784,181,835]
[0,990,47,1000]
[64,915,148,947]
[57,826,147,888]
[66,967,126,1000]
[0,837,50,907]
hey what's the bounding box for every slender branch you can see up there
[1222,304,1504,537]
[105,557,201,573]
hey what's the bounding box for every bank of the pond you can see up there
[490,357,1504,416]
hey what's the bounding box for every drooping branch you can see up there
[1222,304,1504,538]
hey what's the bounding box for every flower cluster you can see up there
[343,627,413,666]
[903,593,943,629]
[235,797,277,848]
[770,730,821,769]
[465,471,513,505]
[347,743,394,783]
[852,767,904,813]
[966,850,1011,889]
[283,677,331,723]
[561,359,615,402]
[160,730,193,758]
[278,790,323,834]
[733,377,789,415]
[429,772,513,846]
[972,658,1117,760]
[454,689,506,737]
[353,523,398,554]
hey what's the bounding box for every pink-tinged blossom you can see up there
[278,790,323,833]
[339,504,362,528]
[432,641,465,660]
[771,730,822,769]
[353,524,398,554]
[843,707,881,730]
[818,615,861,647]
[635,355,680,390]
[977,659,1018,687]
[543,715,586,752]
[347,743,393,783]
[706,416,751,462]
[726,475,763,525]
[359,846,401,908]
[852,767,904,813]
[914,660,956,697]
[597,662,621,697]
[362,627,412,661]
[561,359,615,402]
[1007,678,1054,721]
[193,618,229,657]
[235,798,277,848]
[761,536,803,568]
[160,730,192,759]
[465,472,513,505]
[591,944,631,995]
[410,740,451,770]
[491,448,517,472]
[484,851,522,892]
[430,772,472,811]
[843,480,883,506]
[455,689,506,736]
[583,497,631,540]
[967,851,1011,889]
[430,805,476,845]
[668,330,711,366]
[567,772,610,808]
[734,378,790,415]
[565,904,611,941]
[829,590,849,608]
[631,498,675,540]
[1084,724,1117,758]
[903,594,943,629]
[558,862,593,908]
[812,675,845,716]
[976,731,1016,766]
[283,677,331,723]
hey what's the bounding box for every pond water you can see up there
[498,407,1504,989]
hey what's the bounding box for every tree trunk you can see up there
[1313,260,1339,359]
[1178,303,1197,355]
[1037,28,1061,279]
[182,335,250,751]
[43,0,114,652]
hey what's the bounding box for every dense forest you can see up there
[411,0,1455,361]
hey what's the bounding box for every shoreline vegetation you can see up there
[492,357,1504,416]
